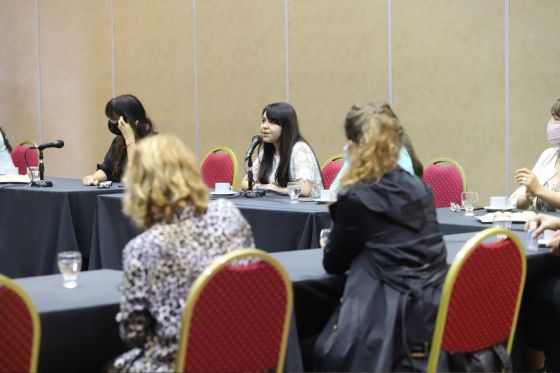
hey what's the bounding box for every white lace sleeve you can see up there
[289,142,324,198]
[290,142,316,181]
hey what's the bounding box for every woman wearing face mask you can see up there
[82,94,156,185]
[328,104,421,191]
[509,98,560,211]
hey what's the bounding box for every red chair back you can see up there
[427,228,526,372]
[321,154,344,190]
[11,144,39,175]
[423,158,466,208]
[0,274,41,372]
[200,146,238,189]
[175,249,292,373]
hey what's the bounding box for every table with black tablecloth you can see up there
[15,267,305,372]
[15,232,560,372]
[88,193,332,270]
[0,178,124,278]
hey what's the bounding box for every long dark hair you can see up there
[258,103,320,187]
[0,127,12,153]
[105,94,154,179]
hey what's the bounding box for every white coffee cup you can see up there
[320,189,336,202]
[214,182,232,193]
[489,196,509,209]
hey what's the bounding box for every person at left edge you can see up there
[82,94,156,185]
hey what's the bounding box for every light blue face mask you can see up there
[343,143,352,163]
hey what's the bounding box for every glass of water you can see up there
[493,215,512,239]
[57,251,82,289]
[287,181,302,203]
[461,191,478,216]
[319,228,331,248]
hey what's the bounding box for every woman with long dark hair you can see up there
[82,94,155,185]
[0,126,15,173]
[241,102,323,198]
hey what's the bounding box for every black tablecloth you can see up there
[0,178,124,278]
[14,232,560,372]
[89,193,332,270]
[15,268,304,372]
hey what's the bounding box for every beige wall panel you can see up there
[40,0,112,178]
[0,0,40,144]
[289,0,388,165]
[393,0,504,204]
[509,1,560,194]
[115,0,195,152]
[198,0,285,187]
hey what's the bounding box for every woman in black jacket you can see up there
[313,102,448,372]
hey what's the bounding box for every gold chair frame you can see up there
[427,157,468,191]
[0,274,41,373]
[427,227,527,372]
[174,248,293,373]
[321,153,344,170]
[200,146,240,188]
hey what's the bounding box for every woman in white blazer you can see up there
[510,98,560,212]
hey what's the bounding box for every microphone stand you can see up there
[243,156,265,198]
[31,149,53,187]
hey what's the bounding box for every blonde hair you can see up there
[122,134,208,228]
[340,102,402,188]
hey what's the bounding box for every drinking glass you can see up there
[461,191,478,216]
[319,228,331,248]
[493,215,512,240]
[57,251,82,289]
[28,166,39,182]
[287,181,302,203]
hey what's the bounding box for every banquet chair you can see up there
[200,146,239,189]
[11,140,39,175]
[321,154,344,189]
[175,248,293,373]
[423,157,467,208]
[0,274,41,373]
[427,228,526,373]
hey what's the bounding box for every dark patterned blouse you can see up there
[112,199,254,372]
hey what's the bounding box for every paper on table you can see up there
[476,211,536,224]
[0,174,31,184]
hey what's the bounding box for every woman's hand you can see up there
[118,117,136,147]
[525,213,560,237]
[547,231,560,256]
[515,168,542,195]
[82,175,99,186]
[258,183,284,193]
[82,169,107,186]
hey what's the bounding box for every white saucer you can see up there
[484,206,515,212]
[210,191,237,196]
[313,198,335,204]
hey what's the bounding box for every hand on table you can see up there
[547,231,560,256]
[524,213,560,236]
[82,175,99,186]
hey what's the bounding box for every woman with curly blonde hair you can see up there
[312,102,448,372]
[113,134,254,372]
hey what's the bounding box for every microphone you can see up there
[32,140,64,150]
[244,135,262,160]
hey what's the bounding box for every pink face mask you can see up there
[547,119,560,145]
